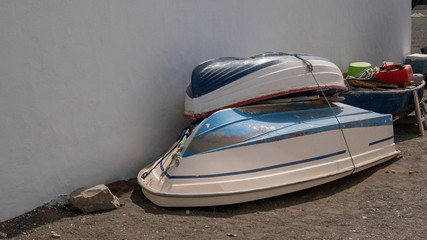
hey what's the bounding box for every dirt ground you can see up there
[1,117,426,240]
[1,8,427,240]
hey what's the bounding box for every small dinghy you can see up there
[341,80,425,117]
[184,53,347,119]
[138,100,399,207]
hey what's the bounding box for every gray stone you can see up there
[69,184,120,213]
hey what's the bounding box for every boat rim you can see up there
[345,80,425,94]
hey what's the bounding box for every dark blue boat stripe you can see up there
[369,136,393,146]
[191,59,283,98]
[162,150,346,179]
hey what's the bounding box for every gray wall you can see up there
[0,0,411,221]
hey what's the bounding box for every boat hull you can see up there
[138,103,399,207]
[341,80,425,117]
[185,53,346,119]
[139,170,354,207]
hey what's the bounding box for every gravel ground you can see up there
[411,5,427,53]
[1,7,426,240]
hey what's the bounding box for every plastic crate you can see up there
[405,54,427,74]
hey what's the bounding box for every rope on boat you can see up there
[141,127,191,179]
[355,67,377,79]
[292,54,313,72]
[294,53,357,173]
[160,131,189,179]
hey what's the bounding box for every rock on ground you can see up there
[68,184,120,213]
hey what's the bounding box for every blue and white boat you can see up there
[138,100,400,207]
[184,52,347,119]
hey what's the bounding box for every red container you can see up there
[375,64,413,84]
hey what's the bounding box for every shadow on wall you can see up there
[125,36,241,169]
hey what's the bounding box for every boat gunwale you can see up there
[344,80,425,95]
[185,85,347,119]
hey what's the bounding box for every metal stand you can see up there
[395,91,427,136]
[413,90,426,136]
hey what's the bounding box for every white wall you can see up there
[0,0,410,221]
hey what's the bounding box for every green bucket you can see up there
[348,62,371,77]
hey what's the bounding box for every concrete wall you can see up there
[0,0,411,221]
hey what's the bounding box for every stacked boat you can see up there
[184,52,347,119]
[138,52,400,207]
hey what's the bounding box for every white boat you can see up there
[138,100,400,207]
[184,52,347,119]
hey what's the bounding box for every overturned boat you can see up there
[184,52,347,119]
[138,99,400,207]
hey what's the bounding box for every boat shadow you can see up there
[130,157,399,217]
[393,88,427,143]
[393,121,424,143]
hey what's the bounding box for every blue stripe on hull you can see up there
[161,150,347,179]
[369,136,393,146]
